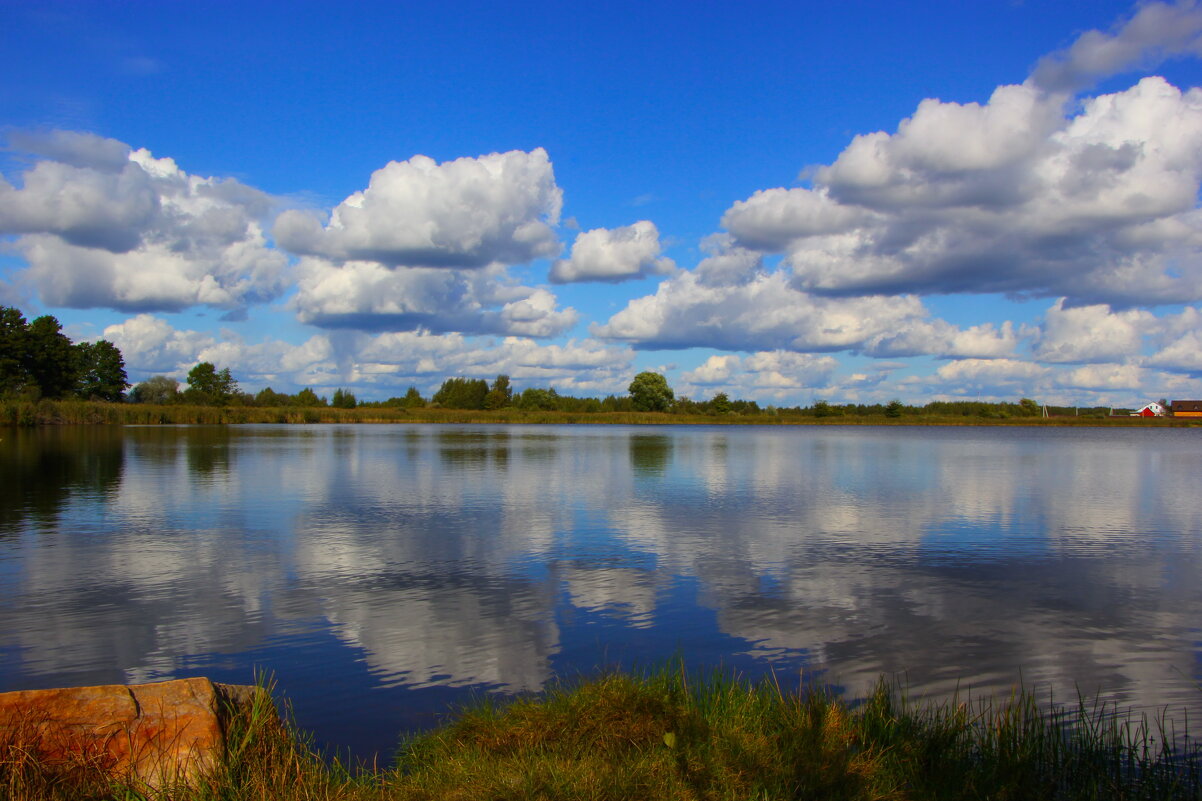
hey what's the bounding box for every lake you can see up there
[2,423,1200,759]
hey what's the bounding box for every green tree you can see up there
[26,315,78,399]
[331,388,357,408]
[131,375,179,404]
[255,386,291,407]
[293,387,326,407]
[185,362,238,405]
[0,306,30,397]
[432,377,489,409]
[885,399,904,419]
[516,386,560,411]
[484,374,513,410]
[401,386,425,408]
[74,340,128,401]
[628,371,674,412]
[812,400,837,418]
[710,392,732,415]
[1018,397,1040,416]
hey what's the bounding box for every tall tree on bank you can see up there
[484,375,513,409]
[628,371,674,412]
[0,306,30,396]
[75,340,129,401]
[185,361,239,406]
[401,386,425,408]
[25,315,78,399]
[332,388,357,408]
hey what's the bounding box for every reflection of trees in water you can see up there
[437,429,513,471]
[629,434,672,476]
[0,427,124,534]
[185,427,235,476]
[120,426,239,478]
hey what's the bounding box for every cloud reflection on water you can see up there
[1,424,1200,744]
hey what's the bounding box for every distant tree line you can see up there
[129,365,361,409]
[129,365,1099,418]
[1,316,1104,419]
[0,306,128,401]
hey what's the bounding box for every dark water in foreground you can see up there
[1,424,1200,758]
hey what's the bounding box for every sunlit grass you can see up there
[4,670,1199,800]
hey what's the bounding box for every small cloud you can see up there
[550,221,674,284]
[119,56,163,76]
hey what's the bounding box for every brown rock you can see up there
[0,677,271,790]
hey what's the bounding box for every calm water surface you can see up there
[2,424,1201,758]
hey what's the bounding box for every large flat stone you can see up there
[0,677,270,790]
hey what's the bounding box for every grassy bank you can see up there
[4,671,1200,800]
[3,398,1199,427]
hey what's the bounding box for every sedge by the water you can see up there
[1,424,1200,761]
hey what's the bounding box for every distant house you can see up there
[1171,400,1202,417]
[1131,402,1167,417]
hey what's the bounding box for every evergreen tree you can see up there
[332,388,357,408]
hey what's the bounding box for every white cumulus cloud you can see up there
[290,257,578,338]
[1,132,288,314]
[720,77,1202,307]
[549,220,674,283]
[592,269,1015,358]
[1028,299,1154,364]
[274,149,562,268]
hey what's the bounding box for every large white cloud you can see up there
[290,257,578,337]
[720,77,1202,307]
[1,132,288,314]
[1028,299,1154,364]
[549,220,674,283]
[592,268,1015,358]
[274,149,562,268]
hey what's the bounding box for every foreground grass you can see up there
[3,399,1198,427]
[4,671,1200,800]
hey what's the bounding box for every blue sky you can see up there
[5,0,1202,406]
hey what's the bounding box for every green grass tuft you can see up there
[2,670,1199,799]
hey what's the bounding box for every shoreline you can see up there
[5,670,1200,800]
[4,399,1200,428]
